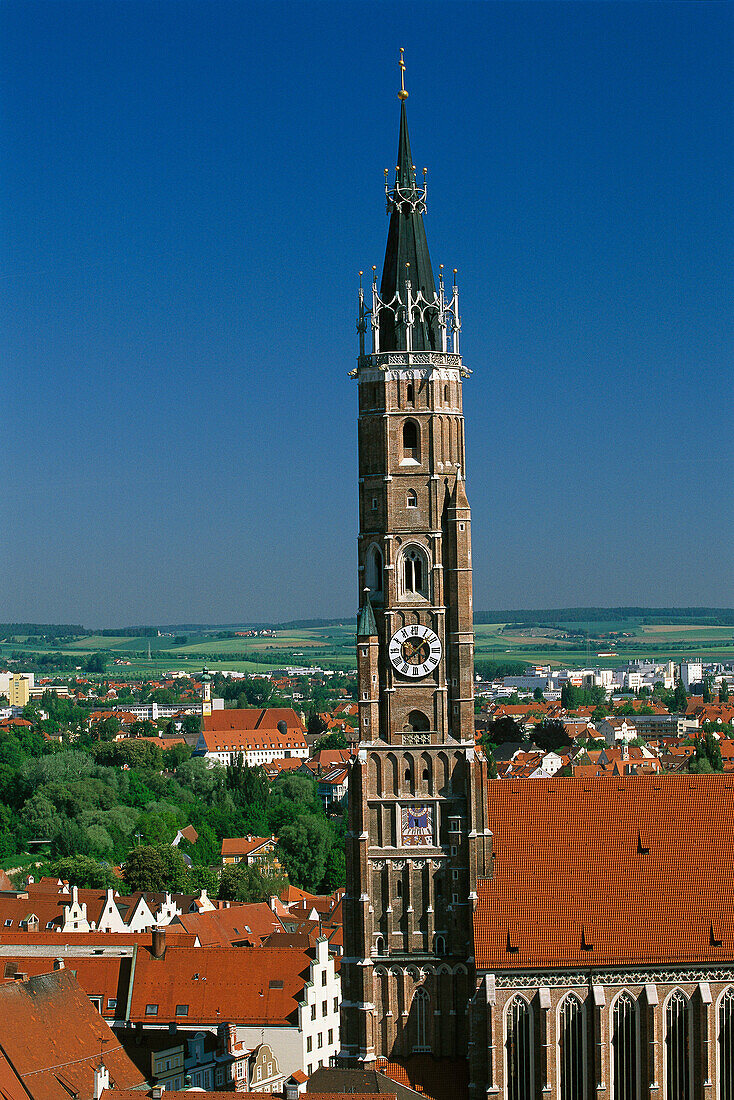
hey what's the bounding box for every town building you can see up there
[195,708,308,767]
[221,835,282,870]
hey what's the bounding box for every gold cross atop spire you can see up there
[398,47,408,100]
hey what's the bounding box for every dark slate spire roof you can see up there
[380,101,439,352]
[357,592,378,638]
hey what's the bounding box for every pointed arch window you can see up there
[611,993,638,1100]
[719,987,734,1099]
[413,987,429,1051]
[665,990,691,1100]
[366,544,383,598]
[444,383,450,404]
[374,936,384,957]
[559,994,585,1100]
[433,934,446,955]
[406,382,415,406]
[506,996,532,1100]
[402,419,420,463]
[401,545,428,599]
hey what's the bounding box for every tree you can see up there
[85,653,106,674]
[218,863,287,903]
[50,856,119,889]
[479,716,524,751]
[122,845,167,891]
[720,681,730,703]
[532,720,573,754]
[307,710,328,738]
[703,676,714,704]
[94,716,121,742]
[533,687,545,702]
[673,681,688,713]
[278,816,332,892]
[689,732,723,774]
[314,731,348,751]
[181,715,201,736]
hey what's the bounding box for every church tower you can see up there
[340,54,493,1069]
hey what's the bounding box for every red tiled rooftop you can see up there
[474,774,734,970]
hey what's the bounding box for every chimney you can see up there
[151,926,166,960]
[151,1088,164,1100]
[93,1063,109,1100]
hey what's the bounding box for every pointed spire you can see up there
[380,80,438,352]
[357,589,378,638]
[449,465,470,511]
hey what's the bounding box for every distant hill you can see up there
[475,607,734,627]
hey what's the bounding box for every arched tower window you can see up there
[665,990,691,1100]
[408,710,430,732]
[413,987,429,1051]
[407,489,417,508]
[506,996,532,1100]
[719,987,734,1098]
[444,383,449,404]
[374,936,384,956]
[402,420,420,463]
[433,934,446,956]
[401,545,428,599]
[559,993,585,1100]
[611,992,638,1100]
[406,382,414,406]
[366,544,383,598]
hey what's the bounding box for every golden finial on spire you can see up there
[398,47,408,100]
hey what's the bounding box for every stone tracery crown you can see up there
[356,265,462,360]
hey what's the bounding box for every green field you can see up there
[1,610,732,677]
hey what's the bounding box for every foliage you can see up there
[688,733,723,774]
[560,683,607,709]
[50,856,119,889]
[672,681,688,713]
[532,719,573,754]
[479,715,524,750]
[307,710,328,738]
[218,862,287,903]
[313,731,348,751]
[123,843,189,892]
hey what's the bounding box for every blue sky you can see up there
[2,1,732,626]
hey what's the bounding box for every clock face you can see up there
[401,804,434,846]
[389,624,442,678]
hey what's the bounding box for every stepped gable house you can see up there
[339,57,734,1100]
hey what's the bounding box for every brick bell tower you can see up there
[340,52,493,1069]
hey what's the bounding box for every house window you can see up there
[559,993,584,1100]
[307,1037,312,1053]
[506,996,532,1100]
[322,971,327,986]
[3,920,11,928]
[328,1029,333,1044]
[145,1004,158,1016]
[611,992,638,1100]
[334,997,339,1013]
[407,489,417,508]
[106,998,117,1010]
[322,1000,328,1016]
[175,1004,189,1017]
[372,497,378,510]
[665,990,691,1100]
[318,1033,323,1048]
[720,988,734,1099]
[402,419,420,462]
[311,1005,316,1021]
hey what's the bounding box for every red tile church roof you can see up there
[474,774,734,970]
